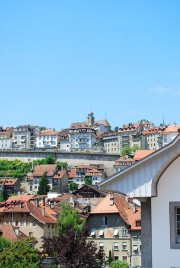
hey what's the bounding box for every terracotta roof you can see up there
[114,155,135,165]
[36,129,59,136]
[163,125,180,133]
[33,164,57,177]
[118,123,140,132]
[75,165,91,169]
[53,170,67,179]
[27,203,57,224]
[90,194,141,229]
[70,122,89,129]
[133,150,154,161]
[68,168,77,178]
[86,169,102,176]
[142,128,162,135]
[0,224,28,242]
[0,179,18,186]
[6,194,35,203]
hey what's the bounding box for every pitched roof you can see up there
[53,170,67,179]
[6,194,35,203]
[94,119,111,127]
[163,124,180,133]
[0,224,28,242]
[33,164,57,177]
[133,150,154,161]
[90,194,141,229]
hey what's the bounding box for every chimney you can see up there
[42,207,45,216]
[109,196,114,206]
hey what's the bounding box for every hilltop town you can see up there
[0,114,180,267]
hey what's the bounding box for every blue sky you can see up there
[1,0,180,130]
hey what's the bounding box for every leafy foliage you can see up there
[84,176,92,185]
[0,159,32,179]
[110,260,129,268]
[0,237,11,253]
[37,172,50,195]
[56,161,68,170]
[121,145,141,156]
[42,227,105,268]
[0,240,39,268]
[57,203,85,235]
[68,181,78,191]
[33,154,56,165]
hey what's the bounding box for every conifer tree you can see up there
[37,172,50,195]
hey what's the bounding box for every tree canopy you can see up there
[57,203,85,235]
[84,176,92,185]
[121,145,141,156]
[68,181,78,192]
[0,240,39,268]
[37,172,50,195]
[110,260,129,268]
[43,228,105,268]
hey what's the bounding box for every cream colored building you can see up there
[86,194,141,266]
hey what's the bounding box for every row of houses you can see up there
[0,113,180,154]
[0,150,155,196]
[0,184,141,267]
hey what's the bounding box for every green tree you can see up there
[121,145,141,156]
[84,176,92,185]
[114,126,119,132]
[37,172,50,195]
[56,161,68,170]
[57,203,85,235]
[110,260,128,268]
[68,181,78,192]
[0,237,11,253]
[0,240,39,268]
[121,146,133,156]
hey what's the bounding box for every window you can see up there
[133,244,138,252]
[21,220,24,226]
[122,256,127,262]
[99,242,104,250]
[122,242,127,251]
[122,228,127,236]
[114,242,119,251]
[26,220,30,226]
[90,228,96,237]
[15,221,19,226]
[33,220,36,226]
[29,232,33,237]
[103,216,108,226]
[136,220,141,227]
[169,202,180,249]
[99,229,104,236]
[113,228,119,236]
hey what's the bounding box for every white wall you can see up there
[151,156,180,268]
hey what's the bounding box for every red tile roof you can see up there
[33,164,57,177]
[133,150,154,161]
[53,170,67,179]
[90,194,141,230]
[0,224,28,242]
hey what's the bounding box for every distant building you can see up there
[68,164,106,189]
[35,129,60,148]
[12,125,39,150]
[0,178,21,196]
[113,155,135,173]
[0,127,13,150]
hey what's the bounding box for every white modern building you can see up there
[99,133,180,268]
[35,129,60,148]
